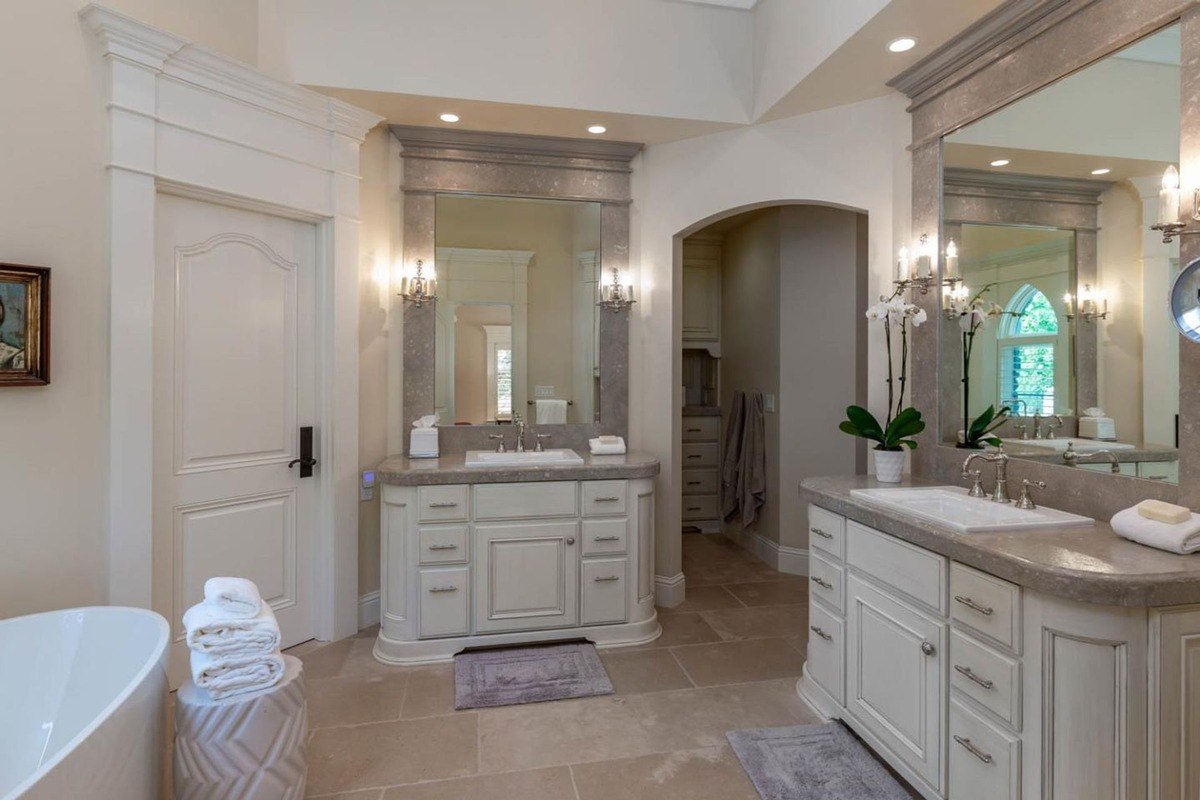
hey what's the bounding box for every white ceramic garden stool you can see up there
[174,655,308,800]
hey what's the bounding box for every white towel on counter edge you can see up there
[183,601,281,656]
[536,398,569,424]
[589,436,626,455]
[190,650,286,701]
[203,576,263,619]
[1111,506,1200,555]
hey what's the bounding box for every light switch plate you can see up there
[360,469,376,501]
[764,394,776,413]
[535,385,555,397]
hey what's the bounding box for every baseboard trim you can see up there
[357,590,381,629]
[654,572,687,608]
[721,528,809,576]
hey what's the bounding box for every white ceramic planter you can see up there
[873,449,906,483]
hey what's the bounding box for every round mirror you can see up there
[1171,256,1200,343]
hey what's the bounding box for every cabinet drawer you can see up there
[682,442,719,469]
[473,481,577,520]
[682,469,719,496]
[807,601,844,705]
[582,481,627,516]
[847,521,947,614]
[950,629,1020,729]
[582,518,627,556]
[681,416,720,442]
[808,505,845,561]
[809,551,845,615]
[418,525,469,565]
[581,558,628,625]
[418,485,469,523]
[950,562,1021,653]
[681,495,719,521]
[419,567,469,638]
[949,699,1021,800]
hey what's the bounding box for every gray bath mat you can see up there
[454,642,613,709]
[727,723,914,800]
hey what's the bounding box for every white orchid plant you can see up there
[947,283,1018,448]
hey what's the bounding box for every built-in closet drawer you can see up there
[418,525,469,565]
[418,485,469,523]
[473,481,577,520]
[419,567,469,638]
[808,550,844,614]
[949,699,1021,800]
[682,470,719,496]
[581,558,628,625]
[682,442,719,469]
[582,481,627,516]
[682,495,719,521]
[682,417,720,442]
[950,629,1021,729]
[847,521,946,614]
[808,505,845,561]
[950,562,1021,653]
[582,518,627,556]
[807,601,844,705]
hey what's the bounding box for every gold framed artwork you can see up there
[0,264,50,386]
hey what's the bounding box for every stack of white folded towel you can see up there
[589,435,626,455]
[1111,499,1200,555]
[182,577,285,700]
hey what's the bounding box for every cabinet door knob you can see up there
[921,641,936,656]
[566,537,576,545]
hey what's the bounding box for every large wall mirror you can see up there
[940,22,1181,483]
[434,194,602,426]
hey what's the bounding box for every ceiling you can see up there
[672,0,758,8]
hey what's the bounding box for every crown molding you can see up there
[391,125,643,165]
[80,3,382,141]
[435,247,536,268]
[945,167,1112,201]
[959,237,1074,270]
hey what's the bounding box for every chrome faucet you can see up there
[962,445,1012,503]
[513,414,527,453]
[488,433,507,453]
[1062,442,1119,473]
[1033,412,1045,439]
[1006,400,1030,440]
[1032,412,1064,440]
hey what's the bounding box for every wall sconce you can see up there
[942,282,970,319]
[894,234,939,294]
[1151,165,1200,244]
[1064,284,1109,323]
[597,267,635,312]
[399,259,437,307]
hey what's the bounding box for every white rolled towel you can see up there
[183,600,280,657]
[589,436,626,455]
[203,576,263,618]
[1111,506,1200,555]
[191,649,286,701]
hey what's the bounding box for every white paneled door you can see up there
[154,194,319,685]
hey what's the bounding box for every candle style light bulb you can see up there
[897,246,910,282]
[1160,165,1181,225]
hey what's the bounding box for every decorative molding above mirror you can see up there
[896,0,1199,517]
[393,126,642,454]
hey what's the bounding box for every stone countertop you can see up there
[801,475,1200,607]
[377,451,661,486]
[999,441,1178,464]
[682,405,721,417]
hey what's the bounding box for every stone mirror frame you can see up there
[894,0,1200,517]
[394,126,642,455]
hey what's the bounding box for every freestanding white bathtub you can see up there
[0,607,170,800]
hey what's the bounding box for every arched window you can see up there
[998,285,1058,414]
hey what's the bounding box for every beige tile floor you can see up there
[289,533,820,799]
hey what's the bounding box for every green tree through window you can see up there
[1000,286,1058,414]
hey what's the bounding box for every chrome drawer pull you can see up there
[810,625,833,641]
[687,455,702,459]
[429,585,458,593]
[954,664,994,690]
[953,735,993,764]
[593,535,621,542]
[593,496,621,502]
[811,528,833,539]
[428,543,459,551]
[594,575,621,582]
[686,481,702,486]
[810,576,833,590]
[687,507,702,512]
[954,595,994,616]
[428,501,459,508]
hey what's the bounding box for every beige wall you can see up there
[454,305,513,424]
[1097,181,1145,442]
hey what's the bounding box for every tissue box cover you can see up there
[1078,417,1116,440]
[410,428,439,458]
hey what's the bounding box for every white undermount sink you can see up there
[1000,437,1135,452]
[464,448,586,467]
[849,486,1093,533]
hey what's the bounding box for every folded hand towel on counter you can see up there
[203,577,263,618]
[190,650,286,701]
[536,399,569,424]
[589,436,626,455]
[183,601,281,657]
[1111,506,1200,555]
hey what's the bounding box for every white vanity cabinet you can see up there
[376,477,659,664]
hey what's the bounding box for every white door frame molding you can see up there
[81,4,382,641]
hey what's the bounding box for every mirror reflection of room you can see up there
[433,194,601,426]
[942,22,1181,482]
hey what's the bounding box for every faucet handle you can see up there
[962,469,986,498]
[487,434,507,453]
[1013,422,1028,440]
[1015,479,1047,510]
[535,433,552,452]
[1046,415,1064,439]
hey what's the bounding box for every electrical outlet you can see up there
[764,394,776,413]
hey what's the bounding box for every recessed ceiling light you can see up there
[887,37,917,53]
[587,125,607,134]
[990,159,1011,167]
[1091,168,1112,175]
[439,113,460,123]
